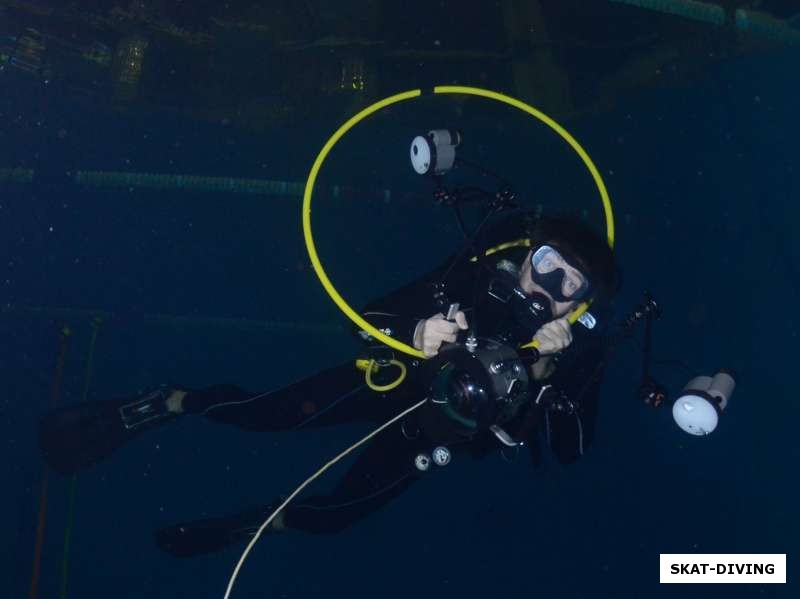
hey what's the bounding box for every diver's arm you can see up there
[351,211,533,349]
[351,280,440,348]
[353,251,478,349]
[354,311,423,348]
[545,341,605,463]
[529,317,572,380]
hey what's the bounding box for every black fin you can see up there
[38,388,175,474]
[155,506,275,558]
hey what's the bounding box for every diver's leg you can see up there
[38,361,386,474]
[155,423,423,556]
[179,361,394,431]
[38,386,182,474]
[155,503,284,558]
[282,422,424,534]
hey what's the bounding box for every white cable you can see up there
[223,397,429,599]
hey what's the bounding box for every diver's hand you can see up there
[413,312,469,357]
[533,316,573,356]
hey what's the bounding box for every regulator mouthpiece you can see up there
[672,370,736,436]
[410,129,461,175]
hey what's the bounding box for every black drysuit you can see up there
[155,219,609,557]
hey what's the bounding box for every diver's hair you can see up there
[525,215,619,304]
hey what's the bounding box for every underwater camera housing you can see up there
[428,339,531,444]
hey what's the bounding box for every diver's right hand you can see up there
[413,312,469,357]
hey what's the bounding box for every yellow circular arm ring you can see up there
[302,86,615,360]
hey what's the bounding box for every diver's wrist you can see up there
[412,320,425,350]
[531,356,556,381]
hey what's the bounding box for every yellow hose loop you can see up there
[303,90,426,359]
[469,238,532,261]
[363,358,407,392]
[303,85,615,360]
[434,85,615,250]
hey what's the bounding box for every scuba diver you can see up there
[37,210,618,558]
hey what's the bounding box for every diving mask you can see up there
[530,245,591,302]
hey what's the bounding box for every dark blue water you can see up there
[2,20,798,599]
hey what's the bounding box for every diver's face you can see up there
[519,249,579,318]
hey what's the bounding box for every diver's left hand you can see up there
[533,316,573,356]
